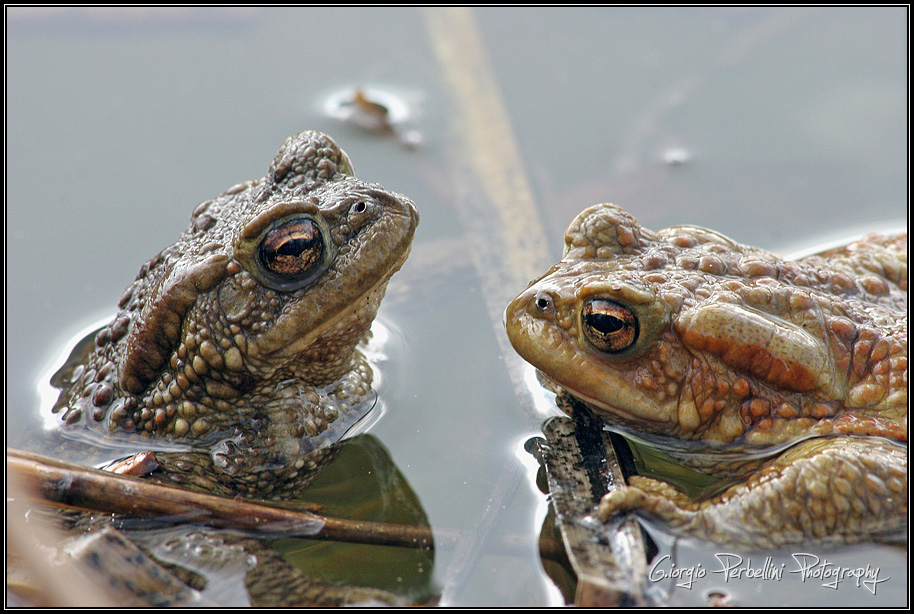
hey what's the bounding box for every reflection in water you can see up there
[11,315,437,606]
[8,433,437,606]
[272,434,438,603]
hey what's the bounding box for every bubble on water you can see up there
[661,147,692,166]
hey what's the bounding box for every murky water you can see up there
[7,6,907,606]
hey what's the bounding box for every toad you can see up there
[49,130,419,499]
[506,204,906,548]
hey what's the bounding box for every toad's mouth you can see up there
[538,371,803,464]
[536,370,670,433]
[506,305,671,428]
[259,244,413,361]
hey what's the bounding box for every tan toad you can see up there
[50,130,419,498]
[506,204,906,548]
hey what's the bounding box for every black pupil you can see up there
[581,299,638,353]
[588,312,624,333]
[260,219,323,276]
[277,236,315,256]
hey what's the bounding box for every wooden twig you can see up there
[7,448,434,550]
[8,448,570,562]
[538,409,649,606]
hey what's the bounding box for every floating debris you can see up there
[661,147,692,166]
[103,450,159,477]
[324,87,421,149]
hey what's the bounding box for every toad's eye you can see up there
[257,217,326,287]
[581,299,638,353]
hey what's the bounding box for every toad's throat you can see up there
[258,245,412,361]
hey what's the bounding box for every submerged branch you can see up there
[8,448,567,561]
[7,448,434,550]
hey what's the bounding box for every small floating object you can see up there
[661,147,691,166]
[324,87,421,149]
[102,450,159,477]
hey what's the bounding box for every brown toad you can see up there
[49,130,419,498]
[506,203,906,548]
